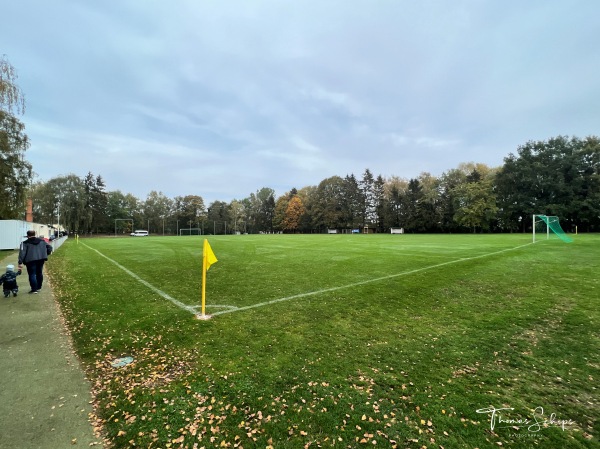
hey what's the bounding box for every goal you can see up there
[533,215,572,243]
[179,228,202,236]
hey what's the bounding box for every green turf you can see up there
[47,234,600,448]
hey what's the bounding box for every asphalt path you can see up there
[0,252,103,449]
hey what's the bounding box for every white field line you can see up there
[82,241,531,318]
[81,242,197,315]
[211,242,533,317]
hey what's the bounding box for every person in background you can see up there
[18,230,53,294]
[0,264,22,297]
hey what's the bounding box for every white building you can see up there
[0,220,55,250]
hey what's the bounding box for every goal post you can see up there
[114,218,133,237]
[533,215,573,243]
[179,228,202,236]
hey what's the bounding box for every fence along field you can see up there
[48,233,599,448]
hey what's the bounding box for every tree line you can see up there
[23,135,600,235]
[2,57,600,234]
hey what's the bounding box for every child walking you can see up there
[1,264,22,297]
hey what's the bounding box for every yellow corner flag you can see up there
[200,239,218,318]
[204,239,218,271]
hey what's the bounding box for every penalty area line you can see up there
[80,242,197,315]
[211,242,533,317]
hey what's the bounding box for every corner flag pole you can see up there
[200,239,218,319]
[201,243,208,317]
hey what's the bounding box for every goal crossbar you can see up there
[179,228,202,236]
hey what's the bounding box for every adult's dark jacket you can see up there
[18,237,52,264]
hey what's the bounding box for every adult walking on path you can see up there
[18,230,53,294]
[0,252,103,449]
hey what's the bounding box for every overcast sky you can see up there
[3,1,599,203]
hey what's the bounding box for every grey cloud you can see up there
[2,0,599,202]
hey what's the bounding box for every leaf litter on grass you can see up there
[46,235,600,448]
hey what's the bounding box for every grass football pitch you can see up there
[48,233,599,448]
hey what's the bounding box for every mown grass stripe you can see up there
[212,242,533,316]
[81,242,197,315]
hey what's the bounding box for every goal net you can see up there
[533,215,572,243]
[179,228,202,236]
